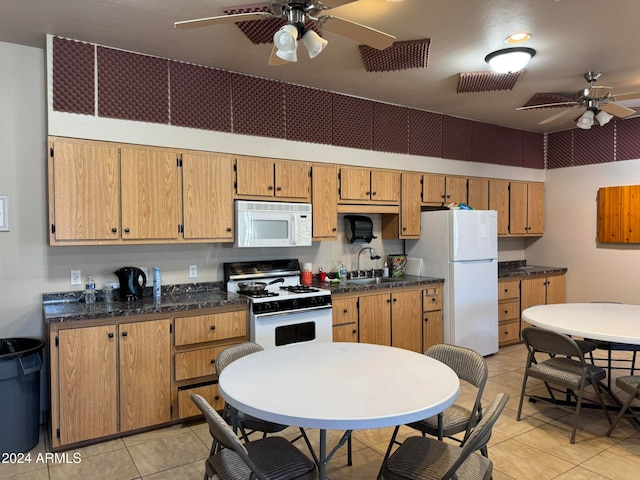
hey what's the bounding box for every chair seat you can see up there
[529,357,607,386]
[616,375,640,393]
[382,436,492,480]
[237,412,288,434]
[210,436,316,480]
[574,339,597,353]
[406,404,474,437]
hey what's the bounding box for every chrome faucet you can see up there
[356,247,381,277]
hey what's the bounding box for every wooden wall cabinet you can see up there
[467,177,490,210]
[422,174,468,205]
[597,185,640,243]
[311,163,339,240]
[51,318,172,448]
[235,155,310,201]
[489,179,510,236]
[509,181,544,236]
[381,172,422,239]
[339,166,400,204]
[497,280,521,346]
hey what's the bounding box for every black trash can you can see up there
[0,338,44,453]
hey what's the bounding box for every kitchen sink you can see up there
[347,277,398,285]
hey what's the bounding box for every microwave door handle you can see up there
[291,214,297,245]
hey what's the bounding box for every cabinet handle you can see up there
[387,299,391,303]
[393,298,397,303]
[504,310,508,314]
[431,297,436,302]
[111,228,117,233]
[402,227,407,231]
[215,395,220,401]
[352,329,357,334]
[366,191,371,195]
[122,331,128,337]
[372,191,377,196]
[210,359,216,364]
[226,228,232,232]
[276,186,282,191]
[268,186,274,190]
[108,332,114,338]
[332,227,337,232]
[124,228,130,233]
[343,309,348,314]
[210,325,216,330]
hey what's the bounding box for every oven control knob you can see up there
[263,303,271,310]
[272,302,279,310]
[292,299,299,308]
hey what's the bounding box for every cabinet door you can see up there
[423,174,446,204]
[371,170,400,203]
[358,294,391,346]
[174,310,247,346]
[527,182,545,235]
[391,290,423,353]
[520,278,547,331]
[119,319,172,431]
[400,172,422,238]
[546,275,565,305]
[50,140,120,241]
[120,148,179,240]
[57,325,118,445]
[489,179,510,236]
[468,178,489,210]
[182,153,234,240]
[340,167,371,201]
[423,311,443,351]
[275,161,310,199]
[312,164,338,239]
[333,323,359,342]
[445,177,468,204]
[236,156,275,196]
[509,181,528,235]
[332,296,359,342]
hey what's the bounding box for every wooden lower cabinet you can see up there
[498,280,521,346]
[520,274,565,331]
[391,290,423,353]
[359,293,392,346]
[423,286,443,351]
[49,305,248,450]
[332,296,359,342]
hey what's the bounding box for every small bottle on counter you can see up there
[153,267,161,298]
[301,262,312,285]
[382,262,389,278]
[85,276,96,304]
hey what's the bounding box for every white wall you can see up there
[526,160,640,303]
[0,40,544,339]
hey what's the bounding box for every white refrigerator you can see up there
[406,210,499,356]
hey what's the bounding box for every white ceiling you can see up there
[3,0,640,133]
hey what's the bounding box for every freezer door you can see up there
[447,259,498,356]
[450,210,497,261]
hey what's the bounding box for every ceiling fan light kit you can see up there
[595,109,614,126]
[301,29,328,58]
[576,109,595,129]
[484,47,536,74]
[274,24,300,61]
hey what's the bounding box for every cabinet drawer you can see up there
[498,280,520,300]
[178,383,224,419]
[498,321,521,344]
[423,288,442,312]
[175,346,225,381]
[174,311,247,346]
[332,297,359,325]
[499,300,520,322]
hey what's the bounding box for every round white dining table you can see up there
[218,341,460,479]
[522,303,640,345]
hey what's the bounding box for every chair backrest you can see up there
[443,393,509,479]
[191,393,267,480]
[521,327,585,362]
[215,341,264,376]
[425,343,488,389]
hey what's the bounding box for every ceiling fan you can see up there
[516,72,640,127]
[174,0,396,65]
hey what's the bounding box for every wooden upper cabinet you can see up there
[235,155,310,201]
[49,139,120,242]
[527,182,544,235]
[468,177,489,210]
[182,152,234,241]
[339,166,399,204]
[489,179,510,236]
[120,148,179,240]
[422,174,467,205]
[311,163,339,239]
[598,185,640,243]
[382,172,421,239]
[446,177,468,204]
[509,181,544,236]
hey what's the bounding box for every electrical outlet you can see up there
[70,270,82,285]
[189,265,197,278]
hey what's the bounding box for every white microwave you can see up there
[235,200,313,248]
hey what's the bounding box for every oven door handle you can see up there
[253,305,332,318]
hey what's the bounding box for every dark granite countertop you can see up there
[317,275,444,294]
[498,260,567,279]
[42,282,249,323]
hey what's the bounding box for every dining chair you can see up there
[378,343,488,477]
[379,392,509,480]
[605,375,640,436]
[190,393,316,480]
[517,327,612,443]
[215,342,315,450]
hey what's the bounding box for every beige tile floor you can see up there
[2,343,640,480]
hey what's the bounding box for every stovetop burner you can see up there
[240,291,280,298]
[280,285,319,294]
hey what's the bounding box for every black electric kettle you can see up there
[115,267,147,300]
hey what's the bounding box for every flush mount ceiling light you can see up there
[485,47,536,73]
[505,32,532,45]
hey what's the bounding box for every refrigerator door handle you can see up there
[455,259,495,264]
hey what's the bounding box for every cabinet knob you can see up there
[366,191,371,195]
[402,227,407,231]
[343,309,348,314]
[332,227,337,232]
[393,298,397,303]
[124,228,130,233]
[210,325,216,330]
[372,191,377,196]
[431,297,436,302]
[352,329,357,334]
[268,186,274,190]
[111,228,117,233]
[122,331,127,337]
[108,332,114,338]
[226,227,232,232]
[276,186,282,191]
[504,310,508,314]
[215,395,220,401]
[210,359,216,364]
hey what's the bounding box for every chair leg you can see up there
[570,384,586,444]
[607,349,613,391]
[631,351,637,376]
[377,425,400,480]
[606,390,638,436]
[591,378,612,425]
[516,371,529,421]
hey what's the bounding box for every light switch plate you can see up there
[71,270,82,285]
[189,265,197,278]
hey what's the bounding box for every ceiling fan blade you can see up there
[268,45,289,66]
[586,86,612,99]
[538,105,584,125]
[613,92,640,102]
[174,12,271,30]
[320,15,395,50]
[599,102,636,118]
[317,0,359,8]
[516,101,579,111]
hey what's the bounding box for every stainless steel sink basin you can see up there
[347,277,398,285]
